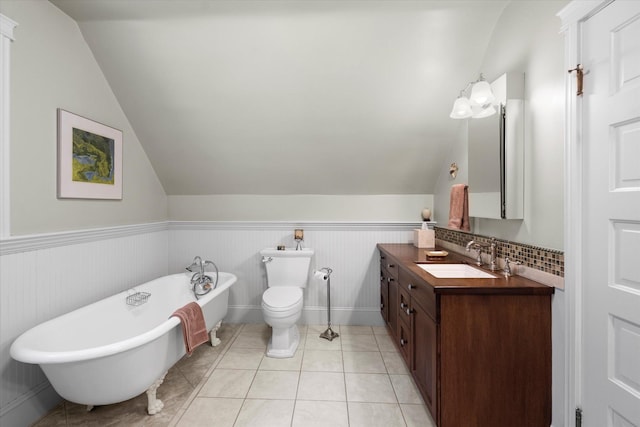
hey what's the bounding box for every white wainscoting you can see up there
[169,221,418,326]
[0,223,168,427]
[0,220,418,426]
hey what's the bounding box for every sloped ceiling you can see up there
[50,0,508,195]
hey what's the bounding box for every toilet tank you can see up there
[261,248,314,288]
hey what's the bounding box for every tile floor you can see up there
[33,323,436,427]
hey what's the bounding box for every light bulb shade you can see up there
[471,104,496,119]
[470,80,495,106]
[449,96,472,119]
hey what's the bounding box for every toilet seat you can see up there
[262,287,303,312]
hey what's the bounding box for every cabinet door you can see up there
[380,271,389,323]
[387,277,398,334]
[412,300,437,419]
[398,286,411,326]
[398,319,411,365]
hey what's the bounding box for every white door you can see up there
[581,1,640,425]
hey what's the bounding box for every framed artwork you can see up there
[57,109,123,200]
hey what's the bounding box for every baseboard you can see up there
[225,305,385,327]
[0,382,61,427]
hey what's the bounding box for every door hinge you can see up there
[568,64,584,96]
[576,407,582,427]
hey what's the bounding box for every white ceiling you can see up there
[50,0,509,196]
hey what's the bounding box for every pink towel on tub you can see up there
[172,302,209,356]
[448,184,470,232]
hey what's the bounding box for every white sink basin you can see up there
[416,263,497,279]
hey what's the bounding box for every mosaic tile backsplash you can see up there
[435,227,564,277]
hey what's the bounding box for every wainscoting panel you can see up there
[169,221,418,325]
[0,220,418,425]
[0,226,168,426]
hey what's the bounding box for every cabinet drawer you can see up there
[380,253,399,280]
[399,267,437,322]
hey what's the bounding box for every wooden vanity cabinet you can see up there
[378,244,552,427]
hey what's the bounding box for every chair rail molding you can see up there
[0,222,168,255]
[0,13,18,239]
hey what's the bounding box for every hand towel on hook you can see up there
[448,184,470,232]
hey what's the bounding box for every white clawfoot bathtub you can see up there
[10,272,237,414]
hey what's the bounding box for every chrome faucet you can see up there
[294,229,304,250]
[465,238,499,271]
[185,256,219,299]
[465,240,484,266]
[487,238,498,271]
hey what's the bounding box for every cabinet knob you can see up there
[388,277,395,283]
[387,264,395,269]
[408,284,414,290]
[400,338,408,346]
[400,302,407,309]
[406,308,413,316]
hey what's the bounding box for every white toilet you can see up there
[260,247,314,358]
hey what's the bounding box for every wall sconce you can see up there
[449,74,496,119]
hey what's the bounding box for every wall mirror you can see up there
[468,72,524,219]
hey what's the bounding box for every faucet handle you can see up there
[503,257,521,277]
[503,258,512,276]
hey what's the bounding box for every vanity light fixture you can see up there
[449,73,496,119]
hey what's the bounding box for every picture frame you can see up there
[57,109,123,200]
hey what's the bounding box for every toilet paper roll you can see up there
[313,270,328,281]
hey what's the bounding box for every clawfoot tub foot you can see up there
[209,320,222,347]
[146,371,167,415]
[86,405,94,412]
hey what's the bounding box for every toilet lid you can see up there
[263,287,302,310]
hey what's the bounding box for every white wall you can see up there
[0,0,168,236]
[169,194,433,222]
[434,0,567,251]
[169,221,418,325]
[433,122,469,228]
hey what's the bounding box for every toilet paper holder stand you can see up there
[316,267,339,341]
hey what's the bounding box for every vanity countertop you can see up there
[377,243,554,295]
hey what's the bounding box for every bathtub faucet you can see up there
[185,256,219,299]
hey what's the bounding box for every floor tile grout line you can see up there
[289,349,305,427]
[341,341,351,426]
[168,323,244,427]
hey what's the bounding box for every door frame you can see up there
[558,1,614,426]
